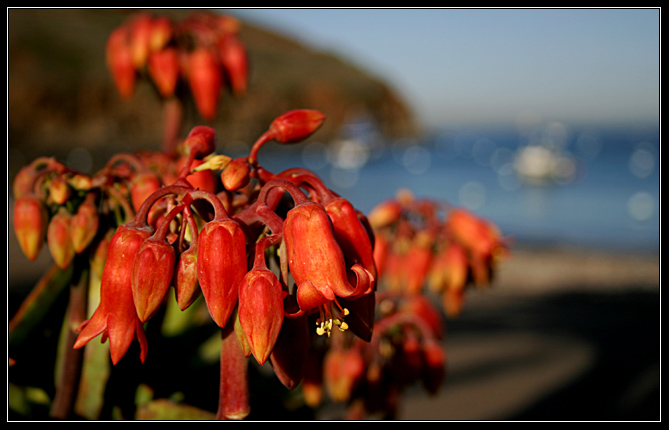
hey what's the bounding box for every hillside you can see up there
[8,8,418,179]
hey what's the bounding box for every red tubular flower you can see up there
[106,26,136,99]
[129,13,153,69]
[74,183,191,364]
[279,168,377,284]
[13,194,48,261]
[131,204,184,322]
[428,242,469,294]
[238,238,285,365]
[148,47,180,98]
[187,47,222,121]
[447,208,501,260]
[190,190,247,328]
[47,207,75,270]
[148,16,173,52]
[73,223,151,364]
[218,34,248,96]
[403,229,434,295]
[447,208,508,287]
[325,197,378,282]
[284,200,374,336]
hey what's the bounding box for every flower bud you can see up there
[47,207,75,269]
[221,157,250,191]
[187,48,222,121]
[68,174,93,191]
[197,215,247,328]
[174,245,200,310]
[48,175,70,205]
[174,206,200,311]
[184,125,217,160]
[238,267,284,365]
[131,232,175,322]
[13,163,39,199]
[13,194,48,261]
[269,109,325,144]
[70,194,100,254]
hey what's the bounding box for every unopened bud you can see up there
[221,157,250,191]
[70,194,100,254]
[47,207,75,269]
[269,109,325,144]
[48,175,70,205]
[13,194,48,261]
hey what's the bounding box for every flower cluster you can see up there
[10,11,512,420]
[12,108,379,419]
[369,189,509,318]
[106,11,247,120]
[288,190,508,419]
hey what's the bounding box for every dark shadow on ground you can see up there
[445,288,660,421]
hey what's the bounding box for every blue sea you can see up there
[248,120,660,255]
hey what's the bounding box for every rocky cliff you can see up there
[8,8,418,179]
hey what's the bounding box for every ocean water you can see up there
[249,120,660,255]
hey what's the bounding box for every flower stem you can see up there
[216,320,250,420]
[50,254,89,419]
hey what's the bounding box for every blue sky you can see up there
[229,8,659,130]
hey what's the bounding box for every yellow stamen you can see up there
[315,301,351,337]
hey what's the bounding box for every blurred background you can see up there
[8,8,659,421]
